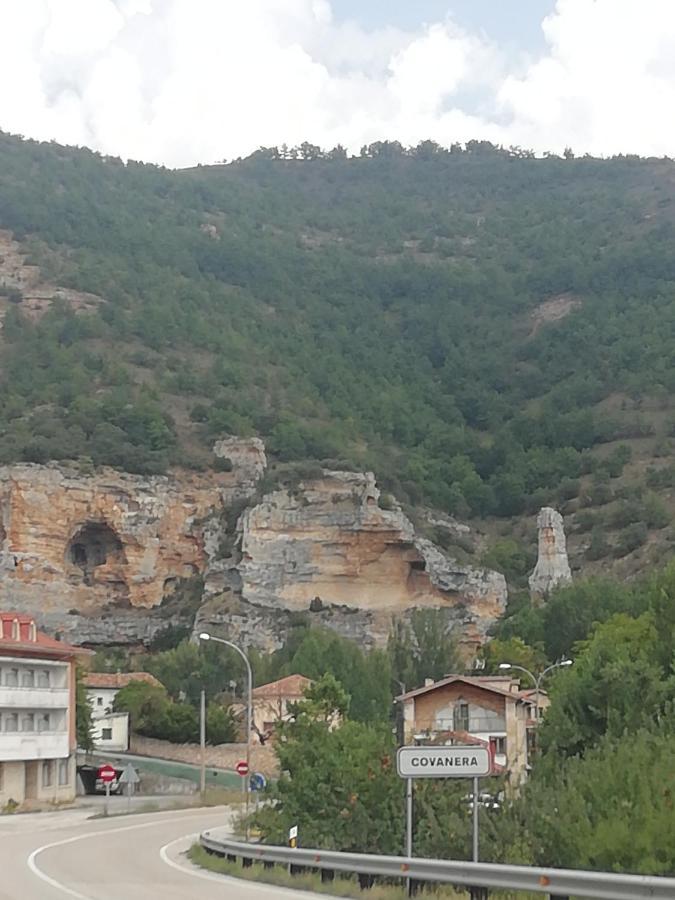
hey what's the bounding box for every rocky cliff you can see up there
[197,472,506,654]
[0,445,507,652]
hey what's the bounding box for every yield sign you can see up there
[119,763,140,785]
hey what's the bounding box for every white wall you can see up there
[87,687,118,719]
[91,712,129,752]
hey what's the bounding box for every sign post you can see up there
[235,759,249,814]
[119,763,140,814]
[97,764,117,817]
[396,746,491,873]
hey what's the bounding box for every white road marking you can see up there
[158,834,330,898]
[26,811,225,899]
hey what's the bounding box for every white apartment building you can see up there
[0,612,87,808]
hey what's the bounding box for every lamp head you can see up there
[198,632,211,641]
[498,663,512,670]
[560,659,573,667]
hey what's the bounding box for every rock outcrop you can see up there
[528,507,572,600]
[0,446,507,652]
[200,471,507,654]
[0,438,266,640]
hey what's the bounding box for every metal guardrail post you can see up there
[199,832,675,899]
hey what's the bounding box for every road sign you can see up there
[396,746,491,779]
[118,763,140,785]
[235,760,249,777]
[288,825,298,839]
[97,764,117,784]
[250,772,267,792]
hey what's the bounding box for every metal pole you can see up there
[472,776,479,862]
[201,636,253,816]
[104,781,110,817]
[405,777,413,857]
[200,688,206,800]
[246,656,252,821]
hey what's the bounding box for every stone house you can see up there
[84,671,163,752]
[0,612,90,808]
[397,675,550,784]
[249,674,313,743]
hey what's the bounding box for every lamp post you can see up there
[498,659,573,750]
[199,632,253,813]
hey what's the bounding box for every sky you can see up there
[1,0,675,168]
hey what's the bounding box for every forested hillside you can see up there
[2,133,675,577]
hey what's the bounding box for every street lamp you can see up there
[199,632,253,812]
[498,659,572,742]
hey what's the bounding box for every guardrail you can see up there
[200,832,675,900]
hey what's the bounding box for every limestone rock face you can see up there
[0,444,506,652]
[528,507,572,599]
[0,439,265,637]
[202,471,507,653]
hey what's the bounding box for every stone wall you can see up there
[129,734,279,777]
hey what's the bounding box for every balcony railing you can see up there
[0,686,70,709]
[413,716,507,734]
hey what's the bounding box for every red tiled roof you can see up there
[252,674,312,699]
[397,675,523,703]
[84,671,163,690]
[0,611,88,657]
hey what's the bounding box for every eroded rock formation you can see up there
[199,471,507,654]
[0,438,266,640]
[528,506,572,600]
[0,446,507,652]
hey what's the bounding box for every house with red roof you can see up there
[248,674,313,744]
[83,671,163,752]
[0,612,91,807]
[397,674,549,785]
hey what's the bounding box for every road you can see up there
[0,805,325,900]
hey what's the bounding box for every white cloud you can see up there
[1,0,675,166]
[499,0,675,156]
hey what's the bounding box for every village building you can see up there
[249,674,313,743]
[397,674,550,784]
[0,612,89,808]
[84,671,162,752]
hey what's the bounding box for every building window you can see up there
[493,736,507,756]
[42,760,53,788]
[97,697,103,706]
[58,759,69,786]
[101,727,113,741]
[38,714,51,732]
[37,670,50,688]
[5,668,18,687]
[21,713,35,732]
[4,713,18,732]
[21,669,35,687]
[454,701,470,732]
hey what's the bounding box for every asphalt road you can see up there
[0,805,326,900]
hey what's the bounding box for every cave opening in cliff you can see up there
[67,522,125,585]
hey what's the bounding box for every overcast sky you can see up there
[1,0,674,168]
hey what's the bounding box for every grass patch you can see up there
[187,843,466,898]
